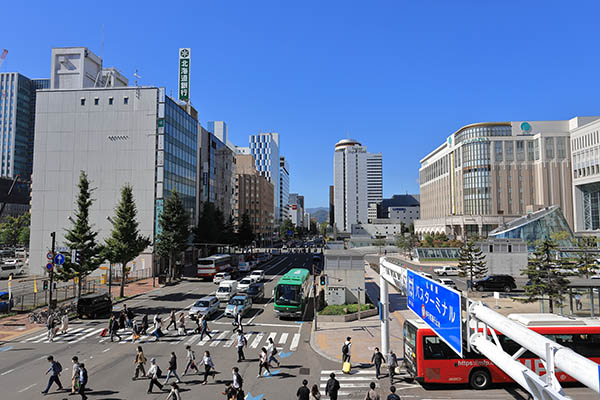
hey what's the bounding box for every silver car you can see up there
[188,296,220,318]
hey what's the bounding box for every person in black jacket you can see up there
[296,379,310,400]
[325,372,340,400]
[371,347,385,379]
[78,363,88,400]
[164,352,181,384]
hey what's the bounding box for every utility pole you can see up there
[313,261,318,331]
[49,232,55,312]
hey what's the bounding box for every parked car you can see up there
[436,278,458,290]
[238,278,253,293]
[213,272,231,284]
[472,275,517,292]
[216,280,238,301]
[77,293,112,318]
[0,291,13,312]
[433,266,459,276]
[0,263,24,279]
[250,270,265,282]
[188,295,220,319]
[224,295,252,317]
[246,282,265,301]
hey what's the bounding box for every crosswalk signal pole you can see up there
[49,232,55,313]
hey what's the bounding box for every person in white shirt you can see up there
[71,356,80,395]
[182,345,199,375]
[198,350,215,385]
[266,337,280,367]
[342,337,352,363]
[147,358,164,394]
[232,366,243,390]
[236,330,247,362]
[60,314,69,334]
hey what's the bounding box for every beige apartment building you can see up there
[235,154,274,245]
[415,118,600,239]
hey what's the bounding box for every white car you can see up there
[437,278,458,290]
[213,272,231,284]
[250,270,265,282]
[434,266,459,276]
[238,277,253,292]
[418,272,433,280]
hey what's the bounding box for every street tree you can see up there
[457,239,487,290]
[237,212,255,249]
[155,191,189,282]
[373,236,386,255]
[519,239,574,313]
[0,213,30,247]
[574,236,599,278]
[396,233,419,260]
[103,185,151,298]
[58,171,103,297]
[280,218,294,240]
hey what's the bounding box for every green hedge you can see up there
[319,303,374,315]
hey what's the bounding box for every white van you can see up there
[238,261,251,273]
[0,263,24,279]
[216,280,238,302]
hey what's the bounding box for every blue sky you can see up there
[3,1,600,208]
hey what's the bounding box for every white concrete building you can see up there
[333,139,382,233]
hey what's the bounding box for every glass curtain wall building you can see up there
[249,132,280,225]
[280,156,290,222]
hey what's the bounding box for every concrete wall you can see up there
[324,251,365,304]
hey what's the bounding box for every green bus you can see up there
[274,268,311,319]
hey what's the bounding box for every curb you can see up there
[309,322,342,364]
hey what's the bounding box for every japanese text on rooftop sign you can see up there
[406,269,462,357]
[178,48,191,101]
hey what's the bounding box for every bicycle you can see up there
[28,309,49,324]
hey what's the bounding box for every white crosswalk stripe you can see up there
[250,332,264,348]
[319,369,377,399]
[278,332,288,345]
[197,330,218,346]
[290,333,300,351]
[223,332,236,347]
[209,330,229,347]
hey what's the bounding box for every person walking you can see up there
[232,366,243,391]
[109,314,121,342]
[152,314,164,342]
[222,382,236,400]
[342,337,352,363]
[198,350,216,385]
[200,316,212,340]
[167,310,177,331]
[310,384,321,400]
[165,382,181,400]
[266,337,280,367]
[78,362,88,400]
[257,347,271,378]
[60,313,69,335]
[233,311,243,333]
[119,308,126,330]
[70,356,80,395]
[575,293,582,311]
[371,347,385,379]
[365,382,380,400]
[132,346,147,380]
[325,372,340,400]
[41,355,64,394]
[182,345,199,376]
[178,313,186,335]
[387,386,401,400]
[147,358,164,394]
[296,379,310,400]
[141,313,149,334]
[164,352,181,385]
[388,351,398,384]
[46,314,56,342]
[124,304,134,329]
[236,330,247,362]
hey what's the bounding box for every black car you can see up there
[472,275,517,292]
[77,293,112,318]
[246,282,265,301]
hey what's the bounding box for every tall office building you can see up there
[416,118,597,239]
[288,193,304,228]
[333,139,383,233]
[30,47,198,274]
[280,156,290,222]
[0,73,49,179]
[249,132,280,225]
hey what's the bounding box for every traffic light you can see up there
[43,280,48,291]
[72,249,80,265]
[320,275,327,286]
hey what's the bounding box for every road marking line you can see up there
[197,330,218,346]
[51,327,88,342]
[290,333,300,351]
[250,332,264,348]
[18,383,36,392]
[266,332,277,345]
[1,368,14,375]
[184,334,200,345]
[278,333,288,345]
[70,328,104,343]
[320,370,376,374]
[320,376,376,381]
[319,383,369,388]
[22,331,48,342]
[223,332,237,347]
[210,331,229,347]
[212,321,297,328]
[102,348,111,353]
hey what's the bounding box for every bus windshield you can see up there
[198,260,214,266]
[275,284,301,306]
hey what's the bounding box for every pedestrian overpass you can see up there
[378,256,600,400]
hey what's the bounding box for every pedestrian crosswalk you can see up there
[319,369,377,399]
[17,327,301,353]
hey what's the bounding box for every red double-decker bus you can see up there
[403,314,600,390]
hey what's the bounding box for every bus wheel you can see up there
[469,369,491,390]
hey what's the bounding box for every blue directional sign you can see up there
[54,253,65,265]
[406,269,462,357]
[46,263,53,271]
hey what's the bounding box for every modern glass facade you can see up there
[249,132,280,223]
[279,157,289,222]
[489,206,573,246]
[162,96,198,221]
[462,140,491,215]
[581,183,600,230]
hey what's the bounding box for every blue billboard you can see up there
[406,269,462,357]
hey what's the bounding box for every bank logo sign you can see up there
[520,121,532,134]
[179,48,191,101]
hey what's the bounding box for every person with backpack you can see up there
[124,304,134,329]
[388,351,398,384]
[266,337,280,367]
[325,372,340,400]
[342,337,352,363]
[232,366,243,390]
[71,356,80,395]
[78,362,88,400]
[296,379,310,400]
[147,358,164,393]
[182,345,199,376]
[132,346,147,380]
[109,314,121,342]
[198,350,216,385]
[387,385,401,400]
[236,330,247,362]
[41,355,64,394]
[164,352,182,385]
[371,347,385,379]
[364,382,380,400]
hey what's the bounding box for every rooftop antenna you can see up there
[133,69,141,98]
[94,25,105,87]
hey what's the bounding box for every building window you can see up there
[80,98,86,106]
[516,141,525,161]
[494,142,503,163]
[556,137,566,159]
[534,139,540,161]
[545,137,554,160]
[108,97,114,105]
[94,97,99,105]
[505,141,514,162]
[527,141,534,161]
[124,96,129,105]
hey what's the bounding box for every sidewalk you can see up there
[0,277,160,343]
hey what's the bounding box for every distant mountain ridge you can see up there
[306,207,328,223]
